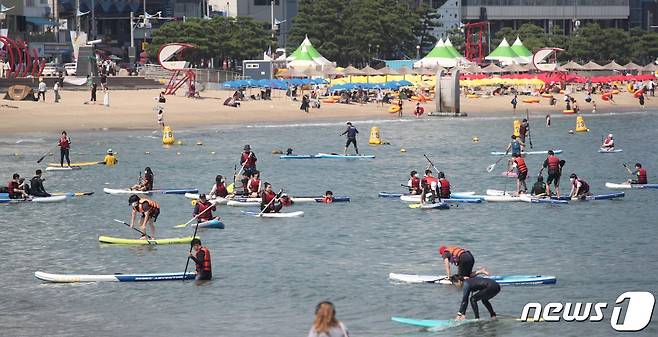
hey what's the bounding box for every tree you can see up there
[414,3,440,54]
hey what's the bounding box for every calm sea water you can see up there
[0,110,656,337]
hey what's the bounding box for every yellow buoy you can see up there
[575,116,589,132]
[400,148,406,152]
[369,126,382,145]
[162,125,175,145]
[472,137,479,142]
[513,119,521,137]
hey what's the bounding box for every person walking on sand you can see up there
[37,78,46,101]
[397,97,403,117]
[53,81,61,103]
[90,81,97,104]
[103,87,110,107]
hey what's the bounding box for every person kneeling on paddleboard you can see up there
[209,175,230,199]
[439,245,477,279]
[451,275,500,321]
[531,175,547,197]
[129,194,159,239]
[189,238,212,281]
[569,174,591,199]
[260,183,283,213]
[7,173,28,199]
[542,151,564,198]
[630,163,648,184]
[131,167,154,191]
[193,194,220,223]
[407,171,421,195]
[601,134,615,151]
[438,172,451,199]
[247,171,262,198]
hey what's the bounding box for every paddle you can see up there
[228,164,237,194]
[257,189,283,217]
[36,144,58,163]
[525,109,533,149]
[113,219,154,240]
[174,200,218,228]
[486,156,506,173]
[423,154,439,173]
[183,218,201,282]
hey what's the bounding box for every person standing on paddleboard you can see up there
[129,194,159,239]
[629,163,648,185]
[451,275,499,321]
[504,135,524,157]
[542,150,564,198]
[308,301,349,337]
[569,173,591,199]
[511,154,528,195]
[58,131,71,167]
[341,122,359,155]
[189,238,212,281]
[240,145,257,191]
[193,194,220,223]
[519,119,529,151]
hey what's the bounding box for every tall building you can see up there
[629,0,658,30]
[223,0,298,48]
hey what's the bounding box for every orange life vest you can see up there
[196,247,211,273]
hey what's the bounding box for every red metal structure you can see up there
[158,43,196,95]
[464,21,488,64]
[0,36,44,79]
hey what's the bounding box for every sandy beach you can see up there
[0,87,654,134]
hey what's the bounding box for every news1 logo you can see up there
[521,292,655,331]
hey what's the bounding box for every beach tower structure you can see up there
[158,43,197,95]
[464,21,488,64]
[429,69,461,116]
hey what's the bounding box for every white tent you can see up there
[286,35,333,69]
[485,38,525,65]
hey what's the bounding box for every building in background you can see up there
[630,0,658,30]
[223,0,298,48]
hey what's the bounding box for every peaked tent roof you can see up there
[624,62,643,71]
[604,61,625,71]
[511,36,532,64]
[360,65,383,76]
[482,63,508,73]
[582,61,605,71]
[343,65,365,76]
[485,38,523,65]
[287,35,333,68]
[562,61,585,71]
[444,38,465,60]
[413,39,460,68]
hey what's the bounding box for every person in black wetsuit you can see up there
[451,275,500,321]
[341,122,359,155]
[30,169,50,197]
[531,175,547,197]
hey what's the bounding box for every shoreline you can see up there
[0,88,654,135]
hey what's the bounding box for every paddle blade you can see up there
[409,204,422,209]
[174,223,188,228]
[36,155,47,163]
[226,183,234,194]
[486,163,496,173]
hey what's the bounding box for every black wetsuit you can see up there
[342,126,359,153]
[30,176,50,197]
[531,181,546,196]
[458,277,500,319]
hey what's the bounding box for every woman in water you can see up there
[308,301,349,337]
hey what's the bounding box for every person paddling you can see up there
[510,153,528,195]
[103,149,118,166]
[542,150,564,198]
[131,167,154,191]
[240,145,257,191]
[451,275,500,321]
[420,169,438,204]
[188,238,212,281]
[246,170,262,198]
[601,134,615,151]
[629,163,648,184]
[341,122,359,155]
[58,131,71,167]
[129,194,159,239]
[193,194,220,223]
[209,175,230,199]
[407,170,421,195]
[30,170,50,197]
[519,119,529,151]
[260,182,283,213]
[437,172,451,199]
[504,135,524,157]
[569,173,590,199]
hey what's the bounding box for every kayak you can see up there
[279,154,319,159]
[399,192,479,202]
[184,193,230,204]
[605,182,658,189]
[389,273,557,285]
[491,149,563,156]
[552,192,625,201]
[409,202,450,209]
[227,196,350,207]
[392,316,477,329]
[193,219,225,229]
[98,236,197,245]
[240,210,305,218]
[598,148,623,153]
[0,195,68,203]
[315,153,375,159]
[35,271,196,283]
[47,161,102,167]
[45,166,81,171]
[103,188,198,195]
[51,192,95,197]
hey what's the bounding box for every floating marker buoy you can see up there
[272,149,283,154]
[513,119,521,137]
[144,151,150,154]
[369,126,382,145]
[211,151,216,155]
[176,140,183,145]
[575,116,589,132]
[400,148,407,152]
[472,137,479,142]
[196,141,203,146]
[569,130,574,134]
[176,152,181,155]
[162,125,175,145]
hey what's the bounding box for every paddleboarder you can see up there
[451,275,500,321]
[511,154,528,195]
[189,238,212,281]
[437,172,451,199]
[542,150,564,198]
[7,173,28,199]
[504,135,524,157]
[58,131,71,167]
[130,167,154,191]
[193,194,220,222]
[439,245,475,279]
[246,170,262,198]
[531,175,547,197]
[240,145,257,191]
[103,149,118,166]
[322,190,334,203]
[420,169,438,204]
[128,194,159,239]
[29,169,50,197]
[407,170,421,195]
[260,183,282,213]
[629,163,648,184]
[601,134,615,151]
[209,175,230,199]
[519,119,529,149]
[341,122,359,155]
[308,301,349,337]
[569,173,591,199]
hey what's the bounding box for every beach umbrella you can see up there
[642,63,658,73]
[482,63,508,74]
[360,65,383,76]
[510,36,532,64]
[343,66,365,76]
[604,61,625,71]
[582,61,605,71]
[461,63,482,74]
[378,66,400,76]
[561,61,585,71]
[396,79,414,87]
[504,63,528,73]
[624,62,643,71]
[323,66,344,77]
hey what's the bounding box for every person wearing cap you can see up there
[504,135,524,157]
[569,173,590,199]
[260,182,283,213]
[240,145,257,191]
[541,150,565,198]
[189,238,212,281]
[451,275,499,321]
[128,194,159,239]
[29,169,50,197]
[601,134,615,151]
[193,194,219,223]
[103,149,118,166]
[439,245,477,279]
[341,122,359,155]
[407,170,421,195]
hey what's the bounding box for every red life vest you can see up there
[637,168,648,184]
[409,176,420,190]
[424,176,438,190]
[280,196,293,206]
[248,178,261,193]
[547,155,560,172]
[439,179,451,198]
[441,246,465,265]
[215,183,228,198]
[241,151,257,168]
[196,247,211,273]
[572,178,589,191]
[262,190,276,204]
[514,157,528,173]
[58,136,70,150]
[603,137,614,147]
[196,201,214,221]
[322,196,333,203]
[7,180,16,197]
[137,199,159,214]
